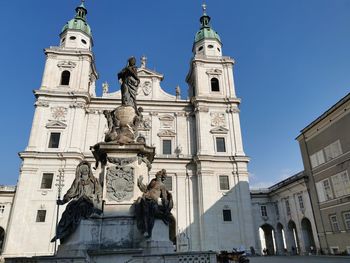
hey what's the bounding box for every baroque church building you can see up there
[3,2,255,257]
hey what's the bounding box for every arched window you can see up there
[211,77,219,92]
[60,71,70,86]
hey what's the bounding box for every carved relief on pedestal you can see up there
[106,165,134,202]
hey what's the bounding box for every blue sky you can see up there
[0,0,349,187]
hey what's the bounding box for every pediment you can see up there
[210,126,229,134]
[157,130,176,137]
[138,68,164,80]
[46,120,67,129]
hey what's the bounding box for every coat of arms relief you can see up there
[106,157,136,202]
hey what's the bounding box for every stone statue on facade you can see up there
[100,57,146,145]
[51,161,102,243]
[135,169,176,242]
[118,56,140,115]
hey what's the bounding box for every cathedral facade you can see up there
[3,3,255,257]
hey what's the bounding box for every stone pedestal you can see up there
[140,220,174,255]
[92,142,154,217]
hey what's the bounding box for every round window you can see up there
[69,36,76,40]
[208,45,214,49]
[81,39,87,44]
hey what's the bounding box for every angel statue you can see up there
[51,161,102,243]
[135,169,176,242]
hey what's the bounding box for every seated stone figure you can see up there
[135,169,175,242]
[51,161,102,243]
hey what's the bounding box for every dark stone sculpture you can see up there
[51,161,102,243]
[135,169,176,242]
[102,57,148,145]
[117,56,140,115]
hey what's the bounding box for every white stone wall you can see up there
[0,186,15,256]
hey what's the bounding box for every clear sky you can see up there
[0,0,349,187]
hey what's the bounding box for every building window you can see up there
[223,209,232,221]
[343,212,350,230]
[330,215,340,232]
[162,139,172,155]
[322,179,333,201]
[324,140,342,162]
[48,132,60,148]
[164,175,173,191]
[0,205,5,217]
[285,199,291,215]
[211,77,220,92]
[261,205,268,217]
[331,171,350,198]
[40,173,54,189]
[60,70,70,86]
[216,137,226,152]
[219,175,229,190]
[310,149,325,168]
[316,178,334,202]
[297,194,304,210]
[36,210,47,222]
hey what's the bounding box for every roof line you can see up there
[298,92,350,136]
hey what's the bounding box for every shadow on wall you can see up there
[173,172,255,253]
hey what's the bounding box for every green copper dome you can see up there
[195,27,221,43]
[194,5,221,43]
[61,2,92,37]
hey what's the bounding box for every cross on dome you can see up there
[202,3,207,15]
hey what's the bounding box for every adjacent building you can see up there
[251,172,319,256]
[0,186,15,256]
[2,3,255,258]
[296,92,350,255]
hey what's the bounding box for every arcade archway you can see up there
[301,217,315,254]
[287,220,300,254]
[259,224,276,255]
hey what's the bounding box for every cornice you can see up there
[18,151,86,160]
[34,89,91,102]
[193,155,250,163]
[45,47,94,60]
[191,55,235,65]
[191,96,241,105]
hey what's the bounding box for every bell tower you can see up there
[40,0,98,96]
[187,4,236,100]
[186,4,255,252]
